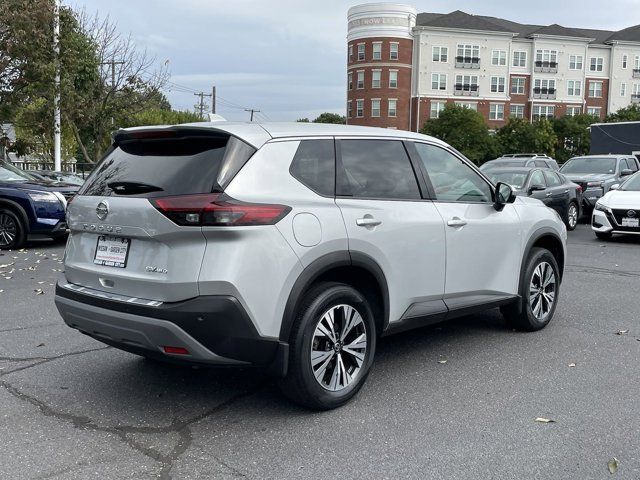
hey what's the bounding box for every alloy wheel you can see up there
[0,213,17,247]
[310,304,367,392]
[529,261,556,320]
[568,204,578,229]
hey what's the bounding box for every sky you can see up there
[71,0,640,122]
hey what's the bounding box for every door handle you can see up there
[447,218,467,228]
[545,192,552,197]
[356,217,382,227]
[564,189,569,193]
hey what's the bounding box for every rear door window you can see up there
[627,158,638,172]
[289,139,335,196]
[338,140,421,200]
[79,131,255,197]
[544,171,562,187]
[529,170,546,188]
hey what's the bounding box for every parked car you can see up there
[559,155,639,212]
[30,170,85,186]
[480,154,559,172]
[55,122,567,410]
[485,167,581,230]
[0,161,78,249]
[592,172,640,240]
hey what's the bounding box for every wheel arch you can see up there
[279,251,389,343]
[522,228,565,288]
[0,198,30,233]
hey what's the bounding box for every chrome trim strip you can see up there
[61,282,163,307]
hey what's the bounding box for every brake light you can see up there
[150,193,291,227]
[163,346,189,355]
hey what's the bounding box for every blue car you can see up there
[0,161,78,249]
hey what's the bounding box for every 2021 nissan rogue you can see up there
[55,122,567,409]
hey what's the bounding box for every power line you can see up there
[194,91,213,119]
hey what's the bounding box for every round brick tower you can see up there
[346,3,416,130]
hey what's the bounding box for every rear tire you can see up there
[501,247,560,332]
[0,209,26,250]
[565,201,579,231]
[278,282,376,410]
[595,231,612,240]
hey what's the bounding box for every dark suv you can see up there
[0,161,78,249]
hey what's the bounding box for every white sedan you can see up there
[592,172,640,240]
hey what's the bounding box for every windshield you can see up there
[561,157,617,174]
[487,171,529,189]
[0,161,37,182]
[620,173,640,191]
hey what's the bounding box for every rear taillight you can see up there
[150,193,291,227]
[576,185,583,193]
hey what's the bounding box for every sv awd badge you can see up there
[146,266,168,274]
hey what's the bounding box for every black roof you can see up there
[415,11,639,44]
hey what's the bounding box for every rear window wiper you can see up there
[107,181,164,194]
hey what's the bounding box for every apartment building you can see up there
[346,4,640,131]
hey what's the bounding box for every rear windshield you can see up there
[79,131,255,197]
[560,157,616,175]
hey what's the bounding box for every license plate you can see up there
[622,218,639,228]
[94,235,130,268]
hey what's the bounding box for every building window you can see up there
[511,77,526,95]
[348,72,353,90]
[621,82,627,97]
[534,78,556,96]
[431,73,447,90]
[513,51,527,67]
[349,45,353,62]
[430,101,446,119]
[372,42,382,60]
[569,55,583,70]
[589,57,604,72]
[490,76,506,93]
[455,102,477,111]
[347,100,352,118]
[567,106,582,116]
[390,42,399,60]
[432,46,448,62]
[535,49,558,70]
[357,44,365,61]
[589,80,603,98]
[587,106,602,117]
[371,99,381,117]
[356,99,364,118]
[454,74,479,93]
[372,70,381,88]
[489,103,504,120]
[533,105,555,120]
[623,54,628,69]
[491,50,507,66]
[456,44,480,65]
[388,99,397,117]
[635,55,640,69]
[510,104,524,118]
[567,80,582,96]
[633,83,640,97]
[356,71,364,89]
[389,70,398,88]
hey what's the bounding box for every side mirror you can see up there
[610,183,620,191]
[494,182,515,211]
[528,184,546,195]
[621,169,633,176]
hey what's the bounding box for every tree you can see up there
[119,108,201,129]
[421,104,497,164]
[552,114,597,162]
[313,112,346,124]
[296,118,310,123]
[605,104,640,122]
[529,120,557,156]
[495,118,532,155]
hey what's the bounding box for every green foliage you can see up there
[119,108,201,128]
[312,112,346,124]
[420,104,497,164]
[296,118,310,123]
[605,104,640,122]
[552,114,597,162]
[494,118,557,158]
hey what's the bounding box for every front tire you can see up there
[565,201,579,231]
[279,282,377,410]
[0,209,26,250]
[501,247,560,331]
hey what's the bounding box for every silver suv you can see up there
[55,122,567,409]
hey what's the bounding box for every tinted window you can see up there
[339,140,420,199]
[289,139,335,196]
[80,132,255,197]
[620,158,630,171]
[560,157,617,174]
[534,160,547,167]
[628,158,639,172]
[414,143,492,203]
[0,161,37,182]
[529,170,546,188]
[544,171,562,187]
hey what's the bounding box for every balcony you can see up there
[534,61,558,73]
[454,84,479,96]
[532,87,557,100]
[631,94,640,104]
[633,69,640,79]
[455,56,480,69]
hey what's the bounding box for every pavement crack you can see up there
[0,322,60,334]
[0,345,111,369]
[565,264,640,278]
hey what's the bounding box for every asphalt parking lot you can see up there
[1,225,639,480]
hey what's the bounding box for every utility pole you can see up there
[245,108,260,122]
[211,86,216,114]
[53,0,61,171]
[194,92,212,119]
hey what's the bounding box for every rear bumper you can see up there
[55,282,288,375]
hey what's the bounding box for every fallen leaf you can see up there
[3,276,12,280]
[535,417,556,423]
[568,363,577,367]
[36,343,45,347]
[616,330,629,335]
[34,289,44,295]
[437,360,447,364]
[37,281,44,285]
[0,290,4,293]
[0,263,14,268]
[607,457,619,474]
